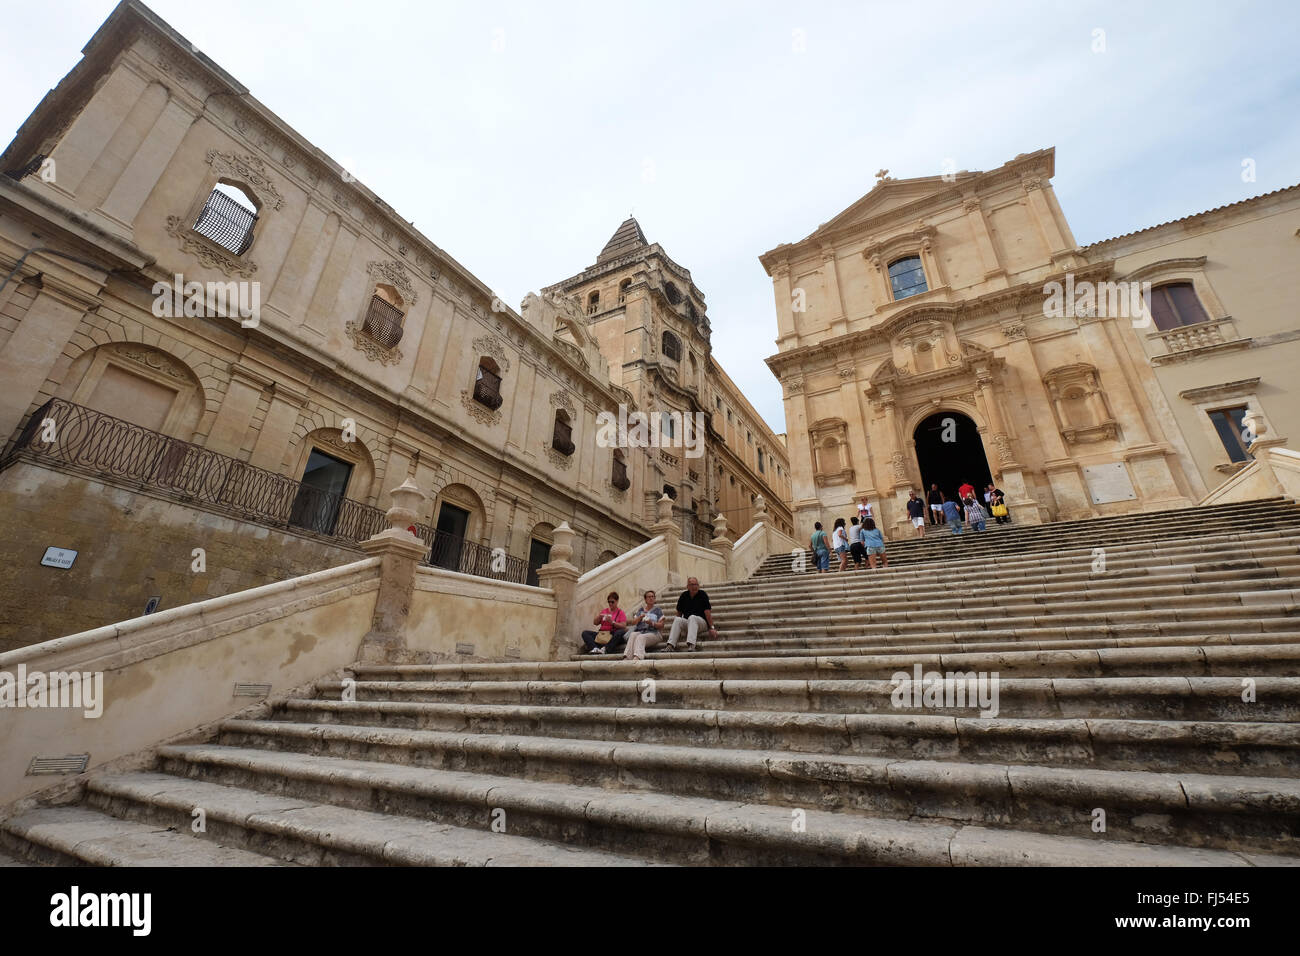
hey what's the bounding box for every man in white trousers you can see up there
[664,577,717,652]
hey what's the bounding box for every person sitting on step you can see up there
[860,517,889,569]
[664,577,716,652]
[623,589,666,661]
[580,591,627,654]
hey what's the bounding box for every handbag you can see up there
[992,503,1008,517]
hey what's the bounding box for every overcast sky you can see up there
[3,1,1298,435]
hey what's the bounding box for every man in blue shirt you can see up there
[942,497,963,534]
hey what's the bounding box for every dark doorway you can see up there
[913,412,993,507]
[289,448,353,535]
[429,503,470,572]
[526,538,552,588]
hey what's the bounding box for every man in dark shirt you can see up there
[906,490,926,537]
[665,576,716,652]
[927,483,946,525]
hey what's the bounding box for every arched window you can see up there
[362,283,406,347]
[888,255,928,300]
[587,290,600,315]
[661,412,676,440]
[552,409,574,456]
[618,278,631,304]
[193,182,259,255]
[473,356,503,410]
[663,282,682,306]
[663,484,677,499]
[661,330,681,361]
[611,449,630,490]
[1148,282,1209,331]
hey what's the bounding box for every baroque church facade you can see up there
[761,149,1300,537]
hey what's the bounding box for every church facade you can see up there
[761,148,1300,537]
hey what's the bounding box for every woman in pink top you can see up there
[580,592,628,654]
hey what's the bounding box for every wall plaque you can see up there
[40,547,77,569]
[1083,462,1137,504]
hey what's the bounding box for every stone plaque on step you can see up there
[1082,462,1138,504]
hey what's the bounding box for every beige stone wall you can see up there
[0,1,667,649]
[1082,188,1300,493]
[0,460,364,651]
[406,567,557,663]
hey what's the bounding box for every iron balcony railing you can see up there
[362,295,405,348]
[423,530,528,583]
[4,399,528,584]
[193,188,258,255]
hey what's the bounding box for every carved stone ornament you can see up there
[166,215,258,278]
[471,335,511,372]
[345,320,404,366]
[460,389,502,426]
[111,344,190,381]
[993,431,1014,464]
[786,378,805,394]
[1002,323,1027,339]
[549,390,577,416]
[604,479,628,501]
[205,150,285,210]
[365,260,417,305]
[544,441,574,471]
[890,452,908,483]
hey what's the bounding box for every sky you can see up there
[3,0,1298,436]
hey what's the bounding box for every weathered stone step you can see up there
[0,805,288,866]
[156,741,1300,856]
[320,674,1297,720]
[253,703,1300,776]
[682,631,1300,660]
[347,642,1300,688]
[151,744,1295,865]
[83,772,661,867]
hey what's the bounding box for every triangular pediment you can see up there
[813,174,973,238]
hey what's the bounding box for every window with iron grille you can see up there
[362,294,405,348]
[662,330,681,361]
[1148,282,1210,331]
[193,184,259,255]
[888,255,928,300]
[611,452,630,490]
[552,411,574,456]
[474,361,503,410]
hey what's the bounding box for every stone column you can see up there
[536,521,581,661]
[358,478,430,663]
[709,511,733,580]
[974,365,1043,524]
[822,247,848,338]
[650,492,681,589]
[771,262,798,349]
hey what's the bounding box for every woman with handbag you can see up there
[580,592,628,654]
[989,487,1010,524]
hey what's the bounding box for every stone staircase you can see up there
[5,498,1300,865]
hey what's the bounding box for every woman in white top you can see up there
[832,517,850,572]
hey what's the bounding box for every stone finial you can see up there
[656,492,675,523]
[551,521,576,563]
[1242,406,1268,444]
[753,494,768,520]
[712,511,729,538]
[385,477,425,538]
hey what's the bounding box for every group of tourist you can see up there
[808,483,1012,572]
[578,577,717,660]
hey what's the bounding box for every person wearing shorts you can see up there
[927,484,945,525]
[906,491,926,537]
[860,518,888,569]
[848,516,867,569]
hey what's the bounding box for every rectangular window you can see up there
[1208,406,1252,463]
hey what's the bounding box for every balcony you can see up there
[3,399,527,584]
[1149,317,1251,365]
[361,296,405,349]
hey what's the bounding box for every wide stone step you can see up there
[0,805,287,866]
[321,674,1300,721]
[254,703,1300,776]
[156,741,1300,856]
[151,744,1295,865]
[82,772,659,867]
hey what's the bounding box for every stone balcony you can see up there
[1148,316,1252,365]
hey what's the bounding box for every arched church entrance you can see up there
[913,411,993,506]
